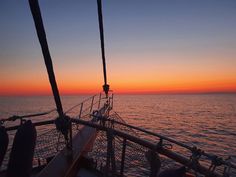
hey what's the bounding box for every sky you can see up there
[0,0,236,95]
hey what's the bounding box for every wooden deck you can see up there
[37,125,97,177]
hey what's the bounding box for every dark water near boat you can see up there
[1,94,236,162]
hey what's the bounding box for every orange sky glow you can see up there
[1,65,236,96]
[1,1,236,96]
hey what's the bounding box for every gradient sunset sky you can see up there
[1,0,236,95]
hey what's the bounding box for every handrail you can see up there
[70,118,236,177]
[108,116,192,150]
[107,114,236,169]
[5,119,55,131]
[1,109,56,123]
[64,94,98,114]
[2,93,109,128]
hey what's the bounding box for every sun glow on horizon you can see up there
[1,75,236,96]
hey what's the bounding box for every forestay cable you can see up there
[97,0,110,97]
[28,0,64,118]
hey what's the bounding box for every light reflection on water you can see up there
[114,94,236,160]
[0,94,235,160]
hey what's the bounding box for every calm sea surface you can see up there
[0,94,236,161]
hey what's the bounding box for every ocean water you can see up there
[0,94,236,162]
[114,94,236,159]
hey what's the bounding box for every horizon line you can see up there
[1,90,236,97]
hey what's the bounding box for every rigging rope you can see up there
[28,0,64,118]
[2,109,56,122]
[97,0,110,97]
